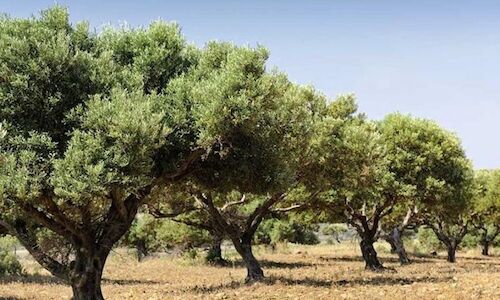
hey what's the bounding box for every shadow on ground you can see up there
[185,274,453,294]
[0,274,162,286]
[228,259,314,269]
[318,255,434,264]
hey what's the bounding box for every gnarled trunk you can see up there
[391,227,410,265]
[69,249,107,300]
[231,236,264,282]
[360,237,384,271]
[239,242,264,282]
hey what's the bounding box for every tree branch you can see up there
[4,220,69,281]
[271,204,303,213]
[221,194,247,211]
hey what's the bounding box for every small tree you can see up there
[471,169,500,256]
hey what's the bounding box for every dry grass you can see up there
[0,242,499,299]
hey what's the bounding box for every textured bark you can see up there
[447,243,457,263]
[391,227,410,265]
[69,250,106,300]
[69,248,109,300]
[238,241,264,282]
[360,237,384,271]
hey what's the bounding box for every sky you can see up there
[2,1,499,168]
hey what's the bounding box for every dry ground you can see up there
[0,242,499,300]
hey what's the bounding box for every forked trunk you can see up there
[391,227,410,265]
[69,249,108,300]
[360,237,384,271]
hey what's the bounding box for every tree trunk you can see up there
[481,240,489,256]
[206,233,227,265]
[135,239,148,262]
[240,242,264,282]
[385,236,397,253]
[231,237,264,282]
[446,243,457,263]
[391,227,410,265]
[69,249,107,300]
[360,237,384,271]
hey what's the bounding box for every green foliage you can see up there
[124,215,211,254]
[322,224,348,237]
[461,232,482,248]
[0,250,22,276]
[255,218,319,245]
[306,105,396,223]
[416,228,443,252]
[473,169,500,227]
[377,114,475,241]
[0,235,22,276]
[0,234,18,250]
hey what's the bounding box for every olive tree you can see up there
[377,114,472,265]
[410,127,474,263]
[0,7,264,299]
[153,40,327,281]
[303,96,405,271]
[472,169,500,256]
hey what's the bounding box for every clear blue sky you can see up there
[3,1,499,168]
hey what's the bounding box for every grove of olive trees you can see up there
[0,7,498,300]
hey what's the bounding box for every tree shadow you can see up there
[0,274,65,285]
[228,259,314,269]
[319,255,433,264]
[458,256,500,262]
[410,253,500,265]
[186,274,453,294]
[333,275,452,286]
[0,274,163,286]
[318,255,363,262]
[102,278,164,285]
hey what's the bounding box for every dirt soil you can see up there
[0,242,499,299]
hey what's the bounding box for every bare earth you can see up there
[0,242,499,300]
